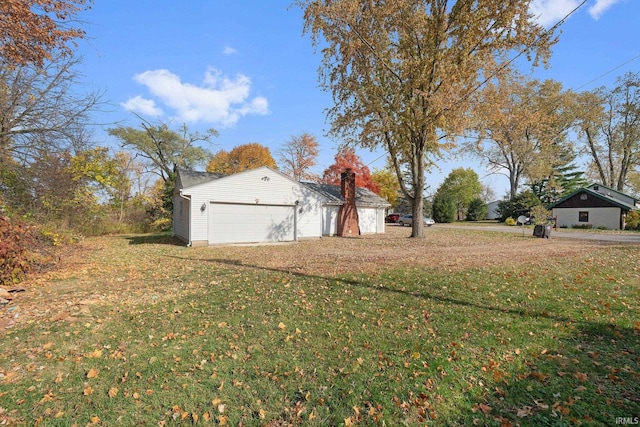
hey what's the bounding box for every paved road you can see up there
[435,224,640,244]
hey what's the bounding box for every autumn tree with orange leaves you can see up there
[1,0,92,67]
[207,143,277,174]
[321,147,380,194]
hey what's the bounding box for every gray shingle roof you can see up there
[302,182,390,207]
[177,168,224,188]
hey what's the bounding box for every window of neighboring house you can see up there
[578,211,589,222]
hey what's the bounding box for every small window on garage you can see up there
[578,211,589,222]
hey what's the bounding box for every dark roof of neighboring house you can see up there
[302,182,390,207]
[177,168,225,188]
[587,183,639,204]
[548,186,638,211]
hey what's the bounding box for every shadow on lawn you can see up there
[174,255,576,324]
[125,233,184,246]
[169,255,640,424]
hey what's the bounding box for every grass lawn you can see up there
[0,227,638,426]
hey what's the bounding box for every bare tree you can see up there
[108,117,217,182]
[0,54,101,163]
[576,72,640,192]
[278,132,320,181]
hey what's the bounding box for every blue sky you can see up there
[76,0,640,198]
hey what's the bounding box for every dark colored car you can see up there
[385,213,401,223]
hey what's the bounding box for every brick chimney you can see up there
[337,168,360,236]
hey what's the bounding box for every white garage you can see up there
[208,203,296,244]
[173,167,326,246]
[173,166,390,246]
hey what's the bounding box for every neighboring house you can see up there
[173,166,389,246]
[486,200,501,220]
[548,183,639,230]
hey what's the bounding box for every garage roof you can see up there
[177,169,225,188]
[176,168,390,208]
[302,182,390,207]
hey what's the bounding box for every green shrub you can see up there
[432,192,456,223]
[497,190,541,222]
[466,198,487,221]
[505,217,516,226]
[626,210,640,230]
[572,223,594,229]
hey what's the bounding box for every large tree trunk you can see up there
[411,164,425,238]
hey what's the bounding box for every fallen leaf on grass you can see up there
[108,387,118,398]
[472,403,492,414]
[86,369,99,379]
[529,371,549,382]
[517,406,533,418]
[86,349,103,358]
[574,372,588,382]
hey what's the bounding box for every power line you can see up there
[450,0,588,113]
[573,52,640,91]
[363,2,588,168]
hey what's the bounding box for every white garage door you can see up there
[208,203,295,244]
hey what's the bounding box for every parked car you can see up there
[385,213,401,223]
[398,214,435,227]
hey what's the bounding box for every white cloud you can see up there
[588,0,623,19]
[120,95,163,117]
[123,67,269,127]
[530,0,622,26]
[529,0,582,27]
[222,46,237,55]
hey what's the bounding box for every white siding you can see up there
[172,195,190,242]
[553,207,621,230]
[358,207,386,234]
[322,206,339,235]
[376,208,386,233]
[180,167,325,245]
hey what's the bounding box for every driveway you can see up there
[436,223,640,244]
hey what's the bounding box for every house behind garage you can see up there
[548,183,639,230]
[173,166,389,246]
